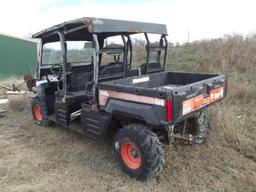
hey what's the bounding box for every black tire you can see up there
[31,97,50,126]
[188,110,211,144]
[113,124,164,181]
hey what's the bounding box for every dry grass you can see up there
[209,103,256,161]
[170,34,256,191]
[192,34,256,73]
[8,96,30,112]
[0,77,26,99]
[197,37,256,158]
[193,35,256,164]
[1,101,255,192]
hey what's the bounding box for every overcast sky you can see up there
[0,0,255,43]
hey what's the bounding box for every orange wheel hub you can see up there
[121,142,141,170]
[34,104,42,121]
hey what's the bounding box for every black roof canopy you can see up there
[32,17,168,40]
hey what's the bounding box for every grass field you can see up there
[0,34,255,192]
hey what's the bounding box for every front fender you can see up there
[32,86,44,96]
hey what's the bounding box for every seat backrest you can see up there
[99,65,123,76]
[140,62,162,74]
[99,62,124,76]
[68,66,93,92]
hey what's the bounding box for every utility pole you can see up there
[187,29,190,44]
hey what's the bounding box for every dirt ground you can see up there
[0,94,255,192]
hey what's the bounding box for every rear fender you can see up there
[102,99,166,126]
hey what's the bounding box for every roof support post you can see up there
[92,34,99,102]
[121,35,127,78]
[145,33,150,74]
[57,31,67,97]
[37,39,43,80]
[163,35,168,71]
[127,35,133,69]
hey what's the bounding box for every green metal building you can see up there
[0,33,37,79]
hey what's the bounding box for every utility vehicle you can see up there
[31,17,227,180]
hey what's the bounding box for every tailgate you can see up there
[172,75,226,123]
[182,86,224,115]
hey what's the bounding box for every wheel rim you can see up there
[33,104,42,121]
[121,142,141,170]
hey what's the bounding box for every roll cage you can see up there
[33,17,168,101]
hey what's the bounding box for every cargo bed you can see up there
[99,71,226,124]
[99,71,225,98]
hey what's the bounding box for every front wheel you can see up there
[113,124,164,181]
[31,97,50,126]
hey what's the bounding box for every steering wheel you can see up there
[50,64,62,77]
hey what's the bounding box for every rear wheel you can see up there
[188,110,211,144]
[31,97,50,126]
[113,124,164,180]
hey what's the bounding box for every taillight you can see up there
[225,79,228,96]
[166,100,173,123]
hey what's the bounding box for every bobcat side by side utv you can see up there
[31,17,227,180]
